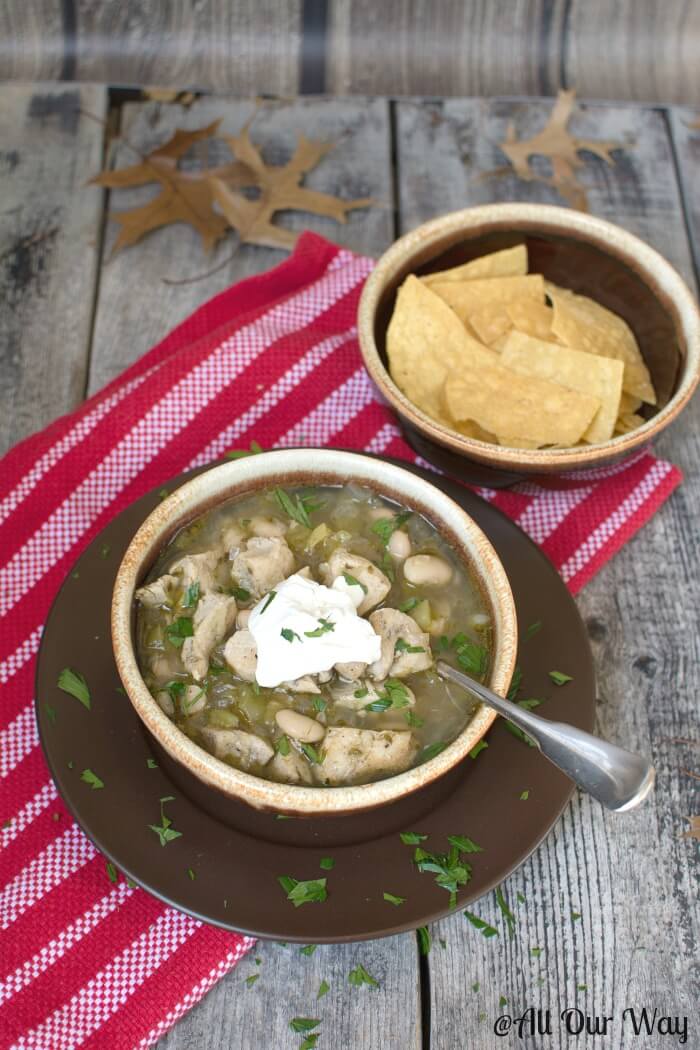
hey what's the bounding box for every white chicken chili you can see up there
[134,483,492,786]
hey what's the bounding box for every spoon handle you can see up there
[437,661,655,812]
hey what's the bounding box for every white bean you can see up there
[388,529,411,560]
[184,684,206,714]
[470,612,491,630]
[275,708,325,743]
[368,507,394,521]
[236,608,251,629]
[403,554,453,586]
[155,690,174,716]
[249,516,287,538]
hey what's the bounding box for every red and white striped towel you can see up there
[0,233,681,1049]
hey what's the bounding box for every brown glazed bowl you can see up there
[111,449,517,818]
[358,203,700,485]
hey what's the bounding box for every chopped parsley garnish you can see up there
[549,670,573,685]
[364,679,411,713]
[472,981,480,992]
[277,875,327,907]
[275,735,291,756]
[394,638,426,654]
[317,979,330,1000]
[290,1018,320,1034]
[274,487,321,528]
[447,835,483,853]
[383,891,406,906]
[57,668,91,710]
[348,964,379,989]
[399,597,420,613]
[260,590,277,614]
[231,586,251,602]
[245,973,259,987]
[80,768,104,790]
[146,758,158,769]
[371,510,412,547]
[517,892,526,904]
[304,618,335,638]
[400,832,427,845]
[504,698,542,747]
[225,440,264,459]
[404,710,424,728]
[106,860,118,884]
[419,741,447,763]
[577,984,588,991]
[300,1036,319,1050]
[300,743,322,765]
[182,581,200,608]
[495,886,516,937]
[319,857,335,870]
[417,926,431,955]
[463,910,498,937]
[450,632,489,677]
[469,740,488,759]
[520,789,530,800]
[353,687,369,699]
[299,944,317,956]
[148,795,182,847]
[342,572,367,593]
[526,620,542,638]
[158,488,169,500]
[412,840,472,908]
[45,703,57,725]
[438,635,450,652]
[281,627,302,643]
[187,868,196,880]
[166,617,194,648]
[165,680,185,704]
[364,697,391,713]
[499,995,508,1007]
[531,946,543,957]
[571,910,582,921]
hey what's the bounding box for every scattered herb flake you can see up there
[300,743,322,765]
[452,634,489,677]
[274,487,316,528]
[260,590,277,614]
[371,511,412,547]
[245,973,259,988]
[275,735,291,757]
[495,887,516,937]
[439,938,447,949]
[577,984,588,991]
[419,741,447,763]
[100,543,111,558]
[300,944,317,956]
[549,670,573,685]
[281,627,302,643]
[520,790,530,800]
[400,832,428,845]
[232,586,251,602]
[106,860,118,884]
[517,892,526,904]
[463,910,498,937]
[71,570,80,579]
[80,768,104,790]
[148,795,182,848]
[226,440,264,460]
[317,979,330,1000]
[531,946,543,957]
[383,891,406,906]
[166,680,185,704]
[348,964,379,989]
[146,758,158,769]
[412,840,472,905]
[353,687,369,699]
[158,488,169,500]
[417,926,431,955]
[300,1036,319,1050]
[57,668,91,710]
[342,572,367,593]
[499,995,508,1007]
[126,877,137,889]
[469,740,488,759]
[304,618,335,638]
[399,597,420,613]
[187,868,196,880]
[166,617,194,648]
[571,911,582,921]
[312,697,327,714]
[289,1018,320,1033]
[394,638,426,654]
[68,761,74,769]
[278,875,327,907]
[526,620,542,638]
[404,710,424,728]
[45,703,57,725]
[182,581,200,608]
[319,857,335,871]
[472,981,480,992]
[447,835,483,853]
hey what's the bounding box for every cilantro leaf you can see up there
[166,617,194,648]
[274,487,317,528]
[353,687,369,699]
[57,668,91,710]
[317,979,330,999]
[469,740,488,759]
[463,910,498,937]
[80,768,104,790]
[400,832,428,845]
[281,627,302,643]
[447,835,482,853]
[495,886,516,937]
[290,1018,320,1033]
[277,875,327,907]
[399,597,420,613]
[148,795,182,848]
[45,703,57,725]
[300,742,322,765]
[419,741,447,763]
[225,440,264,459]
[549,670,573,686]
[260,590,277,614]
[342,572,367,593]
[304,618,335,638]
[394,638,426,654]
[275,735,290,757]
[319,857,335,870]
[371,511,412,547]
[231,586,251,602]
[526,620,542,638]
[299,944,317,956]
[404,710,424,728]
[106,860,118,884]
[520,789,530,800]
[383,891,406,906]
[245,973,259,987]
[348,963,379,988]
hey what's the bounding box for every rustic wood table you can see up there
[2,84,698,1050]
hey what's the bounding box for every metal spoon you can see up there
[437,661,655,811]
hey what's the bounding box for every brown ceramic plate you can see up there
[35,456,595,942]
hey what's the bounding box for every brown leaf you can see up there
[210,123,373,251]
[497,90,623,211]
[682,815,700,840]
[107,175,229,254]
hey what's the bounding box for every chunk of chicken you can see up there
[334,660,367,681]
[181,593,237,681]
[135,574,177,608]
[268,746,313,785]
[169,551,220,594]
[319,549,391,615]
[219,522,247,557]
[314,727,418,786]
[248,516,287,538]
[231,536,295,598]
[282,675,322,695]
[223,629,257,682]
[199,726,274,770]
[368,609,432,681]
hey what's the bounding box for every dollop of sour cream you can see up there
[248,572,381,687]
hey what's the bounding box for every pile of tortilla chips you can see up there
[386,244,656,449]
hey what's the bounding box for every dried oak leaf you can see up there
[91,120,236,254]
[498,90,623,210]
[209,121,374,251]
[682,815,700,841]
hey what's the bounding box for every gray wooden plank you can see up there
[0,82,107,455]
[668,106,700,279]
[0,3,64,81]
[157,936,421,1050]
[87,96,393,393]
[395,98,699,1049]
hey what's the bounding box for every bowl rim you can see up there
[111,449,518,815]
[357,202,700,470]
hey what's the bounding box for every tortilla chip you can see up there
[501,330,624,443]
[547,283,656,405]
[423,244,527,285]
[386,275,497,422]
[614,412,646,435]
[618,392,642,416]
[429,274,545,326]
[444,366,600,448]
[469,303,512,345]
[507,297,556,341]
[452,419,498,443]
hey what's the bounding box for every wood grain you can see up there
[0,2,64,81]
[86,96,393,393]
[157,936,421,1050]
[668,107,700,277]
[395,97,699,1049]
[0,83,107,455]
